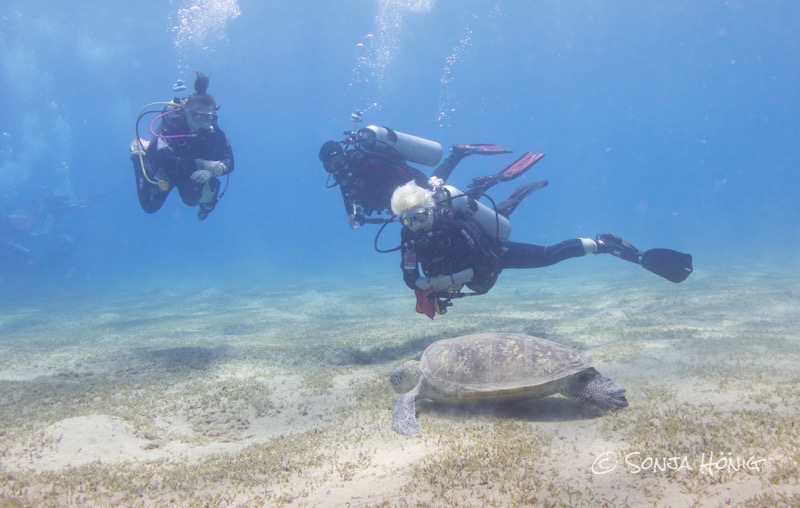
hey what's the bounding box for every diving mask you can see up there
[400,207,432,231]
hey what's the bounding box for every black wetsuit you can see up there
[132,112,234,214]
[329,148,462,222]
[400,206,588,295]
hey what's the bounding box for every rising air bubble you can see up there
[171,0,241,73]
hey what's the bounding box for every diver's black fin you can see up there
[451,143,512,156]
[468,152,545,196]
[496,180,549,217]
[641,248,694,283]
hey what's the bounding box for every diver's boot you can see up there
[594,234,643,264]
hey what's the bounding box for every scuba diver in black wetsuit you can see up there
[130,71,234,221]
[391,178,694,319]
[319,119,512,230]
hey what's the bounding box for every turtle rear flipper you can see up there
[563,368,628,411]
[392,385,422,435]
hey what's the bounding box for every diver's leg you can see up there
[177,180,201,206]
[178,178,220,220]
[500,239,593,269]
[132,155,169,213]
[429,152,462,183]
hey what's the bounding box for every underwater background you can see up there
[2,0,798,298]
[2,2,800,506]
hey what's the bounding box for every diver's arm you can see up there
[213,131,234,175]
[195,131,234,177]
[342,195,358,229]
[459,218,500,295]
[400,229,421,290]
[153,137,194,175]
[403,263,420,290]
[335,185,363,229]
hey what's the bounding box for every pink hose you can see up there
[150,109,192,139]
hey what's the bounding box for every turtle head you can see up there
[565,367,629,411]
[390,360,421,393]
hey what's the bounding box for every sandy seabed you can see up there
[0,258,798,507]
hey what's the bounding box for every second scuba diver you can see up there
[130,71,234,221]
[319,122,517,230]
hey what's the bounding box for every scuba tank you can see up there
[356,125,443,167]
[433,185,512,240]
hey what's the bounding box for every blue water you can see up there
[1,0,798,300]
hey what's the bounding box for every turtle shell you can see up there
[419,332,590,399]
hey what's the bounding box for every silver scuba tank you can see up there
[433,185,512,240]
[356,125,443,167]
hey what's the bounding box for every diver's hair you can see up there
[391,181,434,216]
[194,71,209,94]
[186,70,217,110]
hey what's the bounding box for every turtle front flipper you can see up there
[392,385,421,435]
[564,368,628,411]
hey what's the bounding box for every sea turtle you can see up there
[390,332,628,435]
